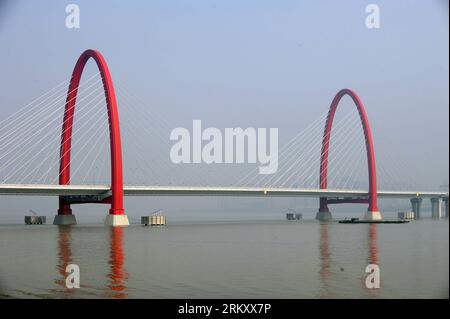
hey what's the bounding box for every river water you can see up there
[0,217,448,298]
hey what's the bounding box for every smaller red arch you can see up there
[58,49,124,216]
[318,89,379,213]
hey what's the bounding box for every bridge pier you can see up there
[431,198,442,219]
[443,198,449,218]
[410,197,423,219]
[53,196,129,226]
[316,199,333,221]
[315,208,332,222]
[364,210,382,221]
[105,212,130,227]
[53,214,77,225]
[53,201,77,225]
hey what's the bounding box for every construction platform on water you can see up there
[141,209,167,226]
[25,216,46,224]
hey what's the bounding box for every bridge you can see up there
[0,184,447,200]
[0,49,448,226]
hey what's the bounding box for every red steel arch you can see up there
[58,49,124,216]
[318,89,379,213]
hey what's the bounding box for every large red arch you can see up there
[318,89,379,214]
[58,49,124,216]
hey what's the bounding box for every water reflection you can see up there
[55,226,75,297]
[318,222,332,297]
[55,226,129,298]
[319,223,331,279]
[366,224,380,297]
[107,227,129,299]
[318,222,381,298]
[368,224,379,265]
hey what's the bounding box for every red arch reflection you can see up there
[366,224,380,297]
[107,227,129,298]
[55,226,75,296]
[319,223,331,279]
[368,224,379,265]
[318,222,333,297]
[54,226,129,298]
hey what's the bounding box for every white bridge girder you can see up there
[0,184,448,200]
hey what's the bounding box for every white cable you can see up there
[16,98,109,184]
[21,94,108,184]
[236,112,329,187]
[293,112,361,187]
[0,91,106,177]
[0,78,104,157]
[268,112,357,188]
[51,110,110,184]
[81,125,109,184]
[0,73,101,144]
[0,72,99,131]
[284,114,362,188]
[268,112,358,188]
[330,134,366,189]
[335,137,366,189]
[298,114,362,188]
[0,76,75,130]
[70,119,110,184]
[117,90,205,186]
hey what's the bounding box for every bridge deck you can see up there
[0,184,447,199]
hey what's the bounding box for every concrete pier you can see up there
[53,214,77,225]
[315,209,332,222]
[443,198,449,218]
[105,214,130,227]
[364,210,382,221]
[430,198,442,219]
[410,197,423,219]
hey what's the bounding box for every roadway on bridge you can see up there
[0,184,447,199]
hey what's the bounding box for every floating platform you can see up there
[25,216,46,225]
[286,213,302,220]
[398,211,415,220]
[339,218,409,224]
[141,215,166,226]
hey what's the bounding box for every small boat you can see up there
[339,218,409,224]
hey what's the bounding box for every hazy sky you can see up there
[0,1,448,221]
